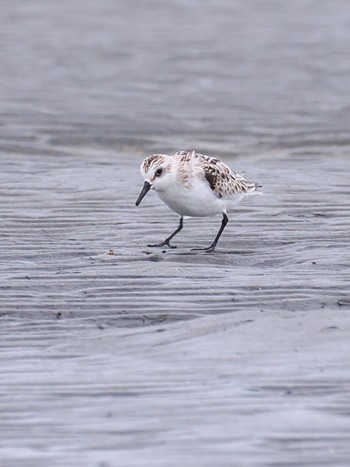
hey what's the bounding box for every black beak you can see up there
[135,181,152,206]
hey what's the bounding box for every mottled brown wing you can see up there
[199,155,257,198]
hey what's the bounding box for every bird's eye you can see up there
[155,168,163,177]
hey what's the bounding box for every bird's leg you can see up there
[192,213,228,253]
[148,217,184,249]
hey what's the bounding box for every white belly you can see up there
[155,182,228,217]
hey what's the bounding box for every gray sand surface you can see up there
[1,1,350,466]
[1,146,350,467]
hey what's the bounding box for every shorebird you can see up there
[135,150,261,252]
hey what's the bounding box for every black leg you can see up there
[192,213,228,252]
[148,217,184,249]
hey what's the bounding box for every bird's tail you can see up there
[253,183,263,194]
[244,180,263,195]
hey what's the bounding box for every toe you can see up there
[191,245,215,252]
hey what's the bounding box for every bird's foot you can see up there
[191,244,216,253]
[148,241,177,249]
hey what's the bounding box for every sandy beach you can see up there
[1,1,350,466]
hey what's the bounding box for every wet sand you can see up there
[1,145,350,466]
[1,0,350,466]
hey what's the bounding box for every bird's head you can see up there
[135,154,173,206]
